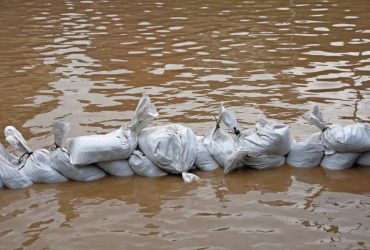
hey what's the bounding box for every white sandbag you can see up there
[4,126,67,183]
[0,153,32,189]
[203,103,237,167]
[355,152,370,167]
[66,94,158,165]
[138,124,197,174]
[97,159,134,176]
[224,150,285,173]
[287,132,325,168]
[182,172,200,183]
[51,121,106,181]
[236,114,293,156]
[128,150,167,177]
[320,152,360,170]
[303,105,370,153]
[194,136,219,171]
[0,142,19,166]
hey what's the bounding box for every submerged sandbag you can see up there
[51,121,106,181]
[224,150,285,173]
[128,150,167,177]
[4,126,67,183]
[66,94,158,165]
[182,172,200,183]
[236,114,293,156]
[194,136,219,171]
[320,152,360,170]
[287,133,325,168]
[0,153,33,189]
[303,105,370,153]
[138,124,197,174]
[97,159,134,176]
[203,103,238,168]
[356,152,370,167]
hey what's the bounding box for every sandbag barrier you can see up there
[0,96,369,189]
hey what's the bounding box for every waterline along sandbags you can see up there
[356,152,370,167]
[0,144,33,189]
[51,121,106,181]
[203,103,238,168]
[97,159,134,176]
[128,150,168,177]
[287,132,325,168]
[138,124,197,174]
[194,136,219,171]
[4,126,67,183]
[303,105,370,153]
[224,114,292,173]
[66,94,158,165]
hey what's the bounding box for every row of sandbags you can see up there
[287,106,370,170]
[0,94,200,189]
[1,94,369,190]
[206,104,370,172]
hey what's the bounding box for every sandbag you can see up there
[287,132,325,168]
[224,150,285,173]
[0,152,32,189]
[128,150,167,177]
[320,152,360,170]
[194,136,219,171]
[51,121,106,181]
[236,114,293,156]
[182,172,200,183]
[0,142,19,166]
[303,105,370,153]
[203,103,238,168]
[66,94,158,165]
[97,159,134,176]
[4,126,67,183]
[355,152,370,167]
[138,124,197,174]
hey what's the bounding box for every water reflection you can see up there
[0,0,370,249]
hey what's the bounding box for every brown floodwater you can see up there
[0,0,369,249]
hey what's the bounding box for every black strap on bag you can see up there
[18,151,33,170]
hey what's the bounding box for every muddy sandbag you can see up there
[66,94,158,165]
[224,150,285,173]
[51,121,106,181]
[287,133,325,168]
[194,136,219,171]
[236,114,293,156]
[355,152,370,167]
[138,124,197,174]
[0,152,33,189]
[97,159,134,176]
[303,105,370,153]
[4,126,67,183]
[203,103,238,168]
[128,150,167,177]
[320,152,360,170]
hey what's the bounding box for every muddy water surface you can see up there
[0,0,369,249]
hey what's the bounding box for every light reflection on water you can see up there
[0,0,369,249]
